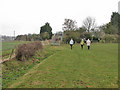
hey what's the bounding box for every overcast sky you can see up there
[0,0,119,36]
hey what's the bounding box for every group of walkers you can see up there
[69,38,91,50]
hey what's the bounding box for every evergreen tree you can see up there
[40,22,52,39]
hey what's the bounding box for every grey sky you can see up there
[0,0,119,36]
[118,1,120,14]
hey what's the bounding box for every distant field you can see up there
[2,43,118,88]
[2,41,30,51]
[1,41,30,59]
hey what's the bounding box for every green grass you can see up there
[2,49,14,56]
[2,45,61,88]
[2,43,118,88]
[1,41,30,59]
[2,41,30,51]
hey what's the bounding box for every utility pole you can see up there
[14,30,15,40]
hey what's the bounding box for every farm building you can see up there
[51,31,63,45]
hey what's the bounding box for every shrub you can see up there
[16,41,43,61]
[100,40,105,43]
[102,34,118,43]
[84,33,92,40]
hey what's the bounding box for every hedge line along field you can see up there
[2,43,118,88]
[1,41,30,59]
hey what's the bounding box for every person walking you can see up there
[69,38,74,50]
[80,39,84,49]
[86,39,91,50]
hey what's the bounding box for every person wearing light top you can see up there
[69,38,74,50]
[86,39,91,50]
[80,39,84,49]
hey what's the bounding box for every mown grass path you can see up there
[8,43,118,88]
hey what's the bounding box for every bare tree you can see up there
[62,19,77,31]
[82,17,96,33]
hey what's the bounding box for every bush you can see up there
[84,33,92,40]
[92,36,99,43]
[100,40,105,43]
[63,31,79,44]
[16,41,43,61]
[102,34,118,43]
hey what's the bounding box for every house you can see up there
[51,31,63,45]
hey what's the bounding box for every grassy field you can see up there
[1,41,30,59]
[2,41,30,51]
[2,43,118,88]
[2,44,60,88]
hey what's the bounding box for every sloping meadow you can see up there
[2,41,59,88]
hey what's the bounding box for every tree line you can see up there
[15,22,53,41]
[63,12,119,43]
[15,12,119,43]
